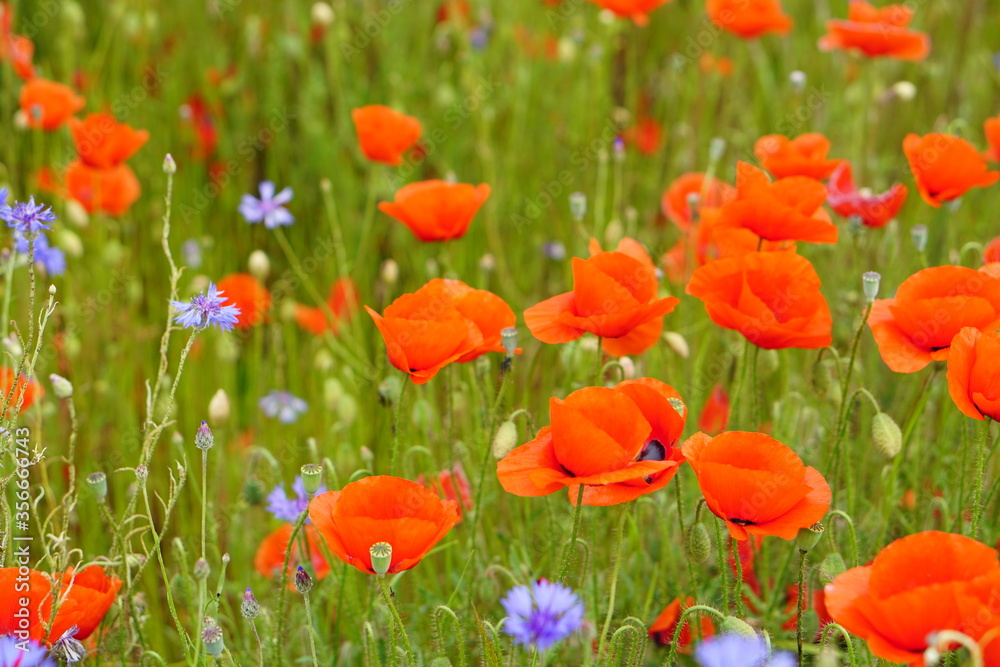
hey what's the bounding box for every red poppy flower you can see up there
[68,113,149,169]
[436,0,471,26]
[254,524,331,582]
[379,180,491,242]
[699,53,734,76]
[64,160,141,216]
[698,384,730,435]
[826,162,907,228]
[0,565,121,642]
[715,163,836,244]
[217,273,271,329]
[497,378,687,506]
[525,238,679,357]
[819,1,930,61]
[825,531,1000,665]
[19,78,85,131]
[419,462,474,519]
[984,237,1000,265]
[0,367,42,414]
[294,278,358,336]
[946,327,1000,422]
[903,133,1000,207]
[5,34,34,80]
[706,0,792,39]
[648,596,715,650]
[754,133,845,181]
[984,115,1000,163]
[868,265,1000,373]
[622,116,664,155]
[181,95,218,161]
[588,0,671,25]
[686,251,832,350]
[661,172,736,231]
[352,105,422,166]
[308,475,460,575]
[681,431,831,540]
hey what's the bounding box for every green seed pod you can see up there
[370,542,392,576]
[718,616,756,638]
[684,523,711,564]
[872,412,902,458]
[301,464,324,496]
[796,522,825,554]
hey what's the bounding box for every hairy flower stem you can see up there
[378,576,415,664]
[714,519,730,613]
[662,605,726,667]
[750,344,761,430]
[829,301,873,504]
[302,593,321,667]
[274,509,309,664]
[597,507,630,661]
[796,551,807,666]
[388,378,409,476]
[557,485,586,583]
[970,417,992,540]
[731,537,745,617]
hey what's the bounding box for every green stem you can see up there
[750,344,760,430]
[354,168,381,269]
[714,519,730,614]
[731,537,744,618]
[378,576,414,664]
[596,507,630,661]
[389,378,409,476]
[796,551,807,666]
[970,417,992,540]
[594,337,604,385]
[302,593,320,667]
[662,605,726,667]
[558,486,586,583]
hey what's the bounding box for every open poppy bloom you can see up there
[706,0,792,39]
[648,596,714,650]
[661,172,736,231]
[622,116,664,155]
[687,251,832,350]
[826,162,908,228]
[0,366,42,414]
[984,114,1000,163]
[254,524,331,582]
[825,531,1000,665]
[63,160,141,216]
[352,105,422,166]
[180,95,219,161]
[68,113,149,169]
[588,0,671,26]
[946,327,1000,422]
[5,34,34,80]
[294,277,358,336]
[819,1,930,61]
[984,236,1000,265]
[419,462,474,520]
[308,475,460,575]
[19,78,85,131]
[868,266,1000,373]
[379,180,491,242]
[0,565,121,642]
[524,238,679,357]
[497,379,687,506]
[903,133,1000,207]
[681,431,831,540]
[217,273,271,329]
[754,133,845,181]
[714,163,837,244]
[698,384,730,435]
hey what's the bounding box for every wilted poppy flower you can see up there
[754,133,844,180]
[0,366,42,414]
[682,431,831,540]
[706,0,792,39]
[217,273,271,329]
[254,524,331,582]
[19,78,85,131]
[63,160,141,216]
[420,462,474,519]
[715,163,836,244]
[946,327,1000,421]
[826,162,907,228]
[0,565,121,642]
[687,251,832,350]
[825,531,1000,664]
[661,172,736,230]
[525,238,679,357]
[308,475,460,575]
[352,105,422,166]
[68,113,149,169]
[588,0,671,25]
[698,384,730,435]
[984,114,1000,163]
[648,596,715,650]
[819,2,930,61]
[903,133,1000,207]
[497,379,687,506]
[379,180,490,242]
[868,265,1000,373]
[294,278,358,336]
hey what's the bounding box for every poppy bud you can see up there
[502,327,518,359]
[604,219,623,247]
[243,477,266,505]
[811,359,832,397]
[819,551,846,580]
[241,588,260,619]
[381,259,399,285]
[911,224,928,253]
[311,1,335,26]
[50,373,73,399]
[569,192,587,221]
[872,412,902,458]
[208,389,230,426]
[65,199,89,227]
[248,250,270,281]
[163,153,177,175]
[683,523,711,564]
[201,618,224,657]
[360,446,375,470]
[492,419,519,459]
[479,253,496,273]
[862,271,881,303]
[891,81,917,101]
[662,331,690,359]
[618,356,635,380]
[718,616,756,638]
[193,557,210,581]
[295,566,314,593]
[709,137,727,163]
[759,348,779,377]
[88,472,107,500]
[370,542,392,576]
[796,522,825,554]
[301,464,324,496]
[789,70,806,92]
[378,376,403,407]
[195,421,214,451]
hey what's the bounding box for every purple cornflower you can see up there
[0,187,7,208]
[0,195,57,237]
[694,634,796,667]
[259,390,308,423]
[0,634,57,667]
[171,282,241,331]
[501,580,584,652]
[239,181,294,229]
[15,232,66,276]
[266,475,327,522]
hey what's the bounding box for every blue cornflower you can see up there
[0,187,7,208]
[266,475,328,522]
[694,634,796,667]
[259,390,308,423]
[0,195,57,236]
[182,238,203,269]
[239,181,294,229]
[171,282,241,331]
[0,634,57,667]
[15,232,66,276]
[501,580,584,652]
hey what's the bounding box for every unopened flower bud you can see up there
[163,154,177,175]
[569,192,587,221]
[718,616,756,638]
[301,464,323,496]
[796,522,825,554]
[820,552,846,580]
[381,259,399,285]
[88,472,107,500]
[248,250,270,281]
[295,566,314,593]
[759,348,779,377]
[65,199,89,227]
[193,557,211,581]
[492,419,519,459]
[311,1,335,26]
[872,411,902,458]
[50,373,73,399]
[911,225,928,253]
[862,271,881,303]
[243,477,266,506]
[360,446,375,470]
[663,331,690,359]
[241,587,260,619]
[201,618,224,657]
[709,137,727,163]
[501,327,518,358]
[618,356,635,380]
[684,523,711,564]
[195,421,214,451]
[208,389,230,426]
[891,80,916,101]
[811,360,832,397]
[378,376,403,407]
[789,70,806,92]
[370,542,392,576]
[136,465,148,483]
[479,253,496,273]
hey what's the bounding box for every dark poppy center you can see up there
[637,439,666,462]
[729,518,757,526]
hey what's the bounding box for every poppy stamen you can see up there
[729,518,757,526]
